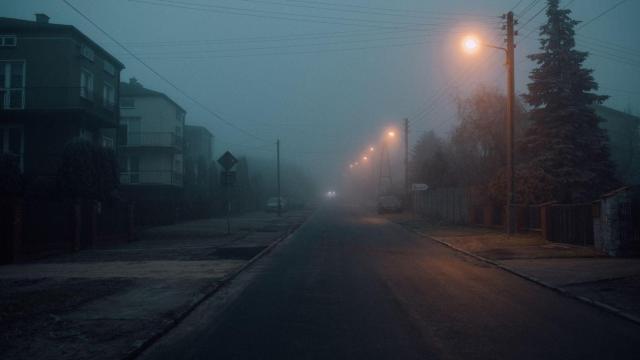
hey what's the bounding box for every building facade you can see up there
[0,14,123,177]
[118,78,185,224]
[119,78,185,187]
[183,125,215,217]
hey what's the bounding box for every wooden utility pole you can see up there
[404,118,409,209]
[277,139,281,217]
[505,11,516,235]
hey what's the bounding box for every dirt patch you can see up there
[0,278,134,359]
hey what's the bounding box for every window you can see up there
[103,82,115,109]
[0,126,24,171]
[120,97,135,108]
[127,156,140,184]
[102,136,114,148]
[80,45,95,61]
[80,69,94,100]
[0,61,25,110]
[121,117,141,145]
[103,61,115,76]
[0,35,17,47]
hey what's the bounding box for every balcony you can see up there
[120,171,183,187]
[119,132,183,150]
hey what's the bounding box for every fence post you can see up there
[540,203,551,241]
[127,202,135,242]
[72,201,82,251]
[11,199,23,263]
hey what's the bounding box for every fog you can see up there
[3,0,639,193]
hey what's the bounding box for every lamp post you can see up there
[462,11,516,235]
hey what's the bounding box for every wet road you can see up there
[141,205,640,359]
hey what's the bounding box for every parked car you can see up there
[266,197,287,212]
[377,195,402,214]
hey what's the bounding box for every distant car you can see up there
[266,197,287,212]
[377,195,402,214]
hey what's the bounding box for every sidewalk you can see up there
[0,209,311,360]
[391,213,640,323]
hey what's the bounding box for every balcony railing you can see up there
[119,132,183,149]
[120,171,183,186]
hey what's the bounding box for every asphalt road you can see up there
[141,205,640,360]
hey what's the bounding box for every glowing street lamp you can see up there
[362,156,369,161]
[462,35,481,54]
[387,130,396,138]
[369,146,375,152]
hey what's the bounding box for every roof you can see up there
[0,16,125,69]
[594,105,640,123]
[185,125,213,137]
[120,80,186,113]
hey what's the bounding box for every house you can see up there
[0,14,124,177]
[118,78,185,224]
[183,125,215,218]
[595,105,640,185]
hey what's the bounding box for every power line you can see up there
[119,38,441,61]
[166,0,498,22]
[61,0,270,143]
[111,32,447,57]
[130,0,464,30]
[277,0,498,18]
[577,0,629,31]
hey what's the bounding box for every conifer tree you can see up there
[522,0,616,202]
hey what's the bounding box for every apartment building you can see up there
[0,14,123,176]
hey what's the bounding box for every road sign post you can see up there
[218,151,238,235]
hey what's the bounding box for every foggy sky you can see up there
[3,0,639,192]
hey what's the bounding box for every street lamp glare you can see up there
[363,156,368,161]
[462,35,480,54]
[369,147,375,152]
[388,131,396,138]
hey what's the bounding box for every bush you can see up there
[58,139,119,200]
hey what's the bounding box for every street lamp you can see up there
[461,12,516,235]
[369,146,375,152]
[462,35,481,54]
[387,131,396,138]
[362,156,368,161]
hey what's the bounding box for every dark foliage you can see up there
[0,153,23,196]
[521,0,617,202]
[58,139,119,200]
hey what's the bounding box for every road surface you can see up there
[141,205,640,359]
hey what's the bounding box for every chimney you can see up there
[35,13,50,24]
[129,77,142,87]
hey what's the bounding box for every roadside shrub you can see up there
[0,153,23,196]
[58,139,119,200]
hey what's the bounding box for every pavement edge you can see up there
[124,213,313,360]
[396,221,640,327]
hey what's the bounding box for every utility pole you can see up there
[505,11,516,235]
[404,118,409,209]
[277,139,281,217]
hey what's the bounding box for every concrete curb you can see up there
[124,215,311,360]
[400,224,640,327]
